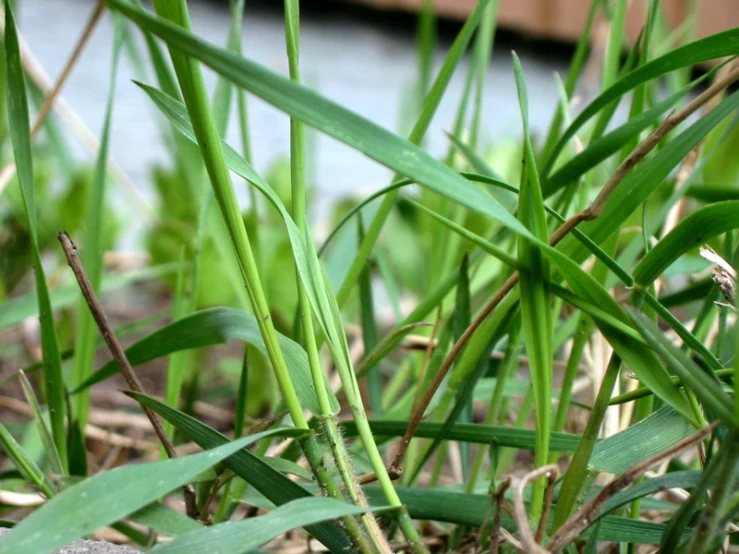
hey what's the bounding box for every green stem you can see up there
[282,3,381,551]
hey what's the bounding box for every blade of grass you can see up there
[151,497,389,554]
[4,0,67,471]
[73,307,337,414]
[282,2,386,549]
[17,371,64,479]
[544,30,739,174]
[513,52,554,519]
[0,431,295,554]
[0,422,55,498]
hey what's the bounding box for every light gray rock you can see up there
[0,528,141,554]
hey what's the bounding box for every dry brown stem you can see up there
[58,231,201,520]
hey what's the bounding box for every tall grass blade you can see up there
[513,52,553,518]
[4,0,67,471]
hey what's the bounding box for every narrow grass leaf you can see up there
[151,498,387,554]
[17,371,64,478]
[4,0,67,469]
[594,470,701,523]
[513,53,553,515]
[628,311,735,423]
[0,422,54,498]
[542,80,701,196]
[568,90,739,256]
[590,407,696,474]
[74,307,337,414]
[633,201,739,288]
[0,432,289,554]
[546,30,739,172]
[340,420,582,452]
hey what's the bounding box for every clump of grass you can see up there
[1,1,739,553]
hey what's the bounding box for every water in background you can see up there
[19,0,567,247]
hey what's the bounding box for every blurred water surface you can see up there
[19,0,566,245]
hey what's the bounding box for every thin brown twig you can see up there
[512,465,558,554]
[535,468,559,544]
[58,231,201,520]
[547,422,718,552]
[488,478,512,554]
[387,62,739,480]
[0,2,104,188]
[32,3,105,137]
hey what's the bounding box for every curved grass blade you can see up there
[0,431,294,554]
[566,90,739,257]
[129,392,354,553]
[628,311,735,424]
[633,201,739,289]
[590,407,697,474]
[0,422,55,498]
[542,77,705,197]
[151,497,388,554]
[593,470,701,524]
[17,371,64,478]
[4,0,66,470]
[73,307,337,415]
[544,30,739,172]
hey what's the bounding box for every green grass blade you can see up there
[0,422,55,498]
[70,15,124,430]
[0,431,293,554]
[340,420,582,452]
[542,78,702,197]
[108,0,537,239]
[151,497,387,554]
[633,201,739,288]
[565,90,739,260]
[17,371,64,478]
[590,407,697,473]
[4,0,67,471]
[596,470,701,523]
[545,30,739,173]
[628,311,735,424]
[513,52,553,518]
[358,217,382,416]
[73,307,337,414]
